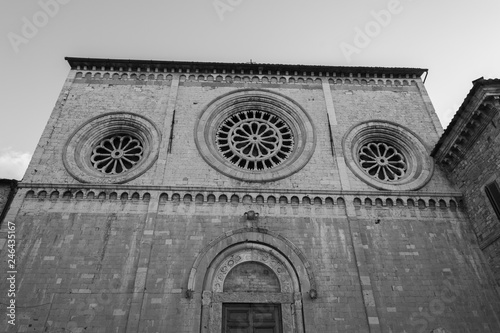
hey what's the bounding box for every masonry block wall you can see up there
[450,106,500,287]
[433,79,500,292]
[0,59,499,333]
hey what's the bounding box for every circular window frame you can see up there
[215,109,295,171]
[195,89,316,182]
[63,112,161,184]
[342,120,434,191]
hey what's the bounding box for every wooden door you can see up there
[223,303,282,333]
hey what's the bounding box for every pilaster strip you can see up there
[344,201,382,332]
[153,75,180,184]
[415,79,444,136]
[125,194,160,333]
[322,78,351,190]
[322,80,337,125]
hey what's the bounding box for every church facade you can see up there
[0,58,499,332]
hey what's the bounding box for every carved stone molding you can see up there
[212,292,293,304]
[187,228,317,294]
[202,291,212,306]
[211,248,294,293]
[194,89,316,182]
[343,120,434,191]
[196,232,307,333]
[63,112,161,184]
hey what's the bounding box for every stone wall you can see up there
[432,79,500,290]
[449,108,500,287]
[22,66,455,193]
[1,191,498,332]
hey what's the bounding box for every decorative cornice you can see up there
[71,70,420,88]
[17,182,462,198]
[432,78,500,170]
[65,57,426,80]
[19,184,464,212]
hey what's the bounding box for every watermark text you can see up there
[340,0,406,63]
[7,0,72,53]
[212,0,244,21]
[409,279,459,333]
[6,221,17,326]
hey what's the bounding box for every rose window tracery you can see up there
[91,135,143,174]
[216,110,294,170]
[194,90,316,182]
[63,112,160,184]
[359,142,407,181]
[342,120,434,191]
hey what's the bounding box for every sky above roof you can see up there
[1,0,499,179]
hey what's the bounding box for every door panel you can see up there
[223,304,282,333]
[228,329,250,333]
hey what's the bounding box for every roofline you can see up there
[65,57,428,78]
[431,78,500,156]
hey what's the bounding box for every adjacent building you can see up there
[432,77,500,292]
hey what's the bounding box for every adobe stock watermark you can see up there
[409,278,460,333]
[7,0,72,54]
[212,0,244,21]
[64,277,123,332]
[5,221,17,326]
[339,0,410,63]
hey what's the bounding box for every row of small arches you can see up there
[26,190,151,201]
[25,190,343,205]
[75,72,173,81]
[74,72,417,86]
[161,193,344,206]
[25,190,461,209]
[354,197,461,210]
[328,78,415,86]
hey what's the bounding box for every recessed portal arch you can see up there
[187,228,315,333]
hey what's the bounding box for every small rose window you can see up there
[342,120,434,191]
[63,112,161,184]
[359,142,407,181]
[91,135,143,174]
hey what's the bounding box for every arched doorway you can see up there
[187,228,315,333]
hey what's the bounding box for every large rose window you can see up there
[194,89,316,182]
[216,110,294,170]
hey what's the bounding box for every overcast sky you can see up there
[1,0,499,180]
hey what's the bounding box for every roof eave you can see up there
[65,57,427,78]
